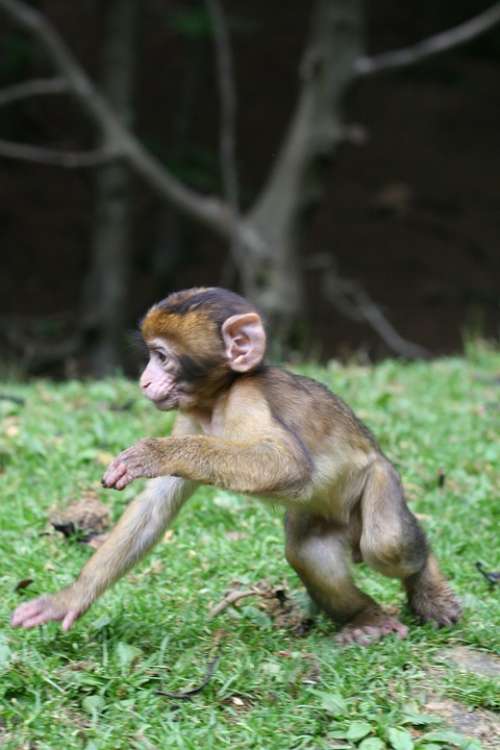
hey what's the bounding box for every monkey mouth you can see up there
[145,391,178,410]
[151,395,177,410]
[147,385,196,411]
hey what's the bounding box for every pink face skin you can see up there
[140,338,194,411]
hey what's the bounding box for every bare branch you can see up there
[309,254,429,359]
[0,77,68,107]
[0,0,232,237]
[355,2,500,76]
[208,588,258,619]
[245,0,364,316]
[208,580,287,619]
[0,139,115,167]
[343,283,429,359]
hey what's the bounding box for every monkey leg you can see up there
[360,460,461,627]
[284,511,408,646]
[403,554,462,626]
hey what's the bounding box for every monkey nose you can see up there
[140,377,152,390]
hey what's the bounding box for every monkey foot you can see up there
[409,586,462,627]
[335,608,408,646]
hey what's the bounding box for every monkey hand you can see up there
[101,439,162,491]
[11,588,87,631]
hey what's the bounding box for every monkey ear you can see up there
[221,313,266,372]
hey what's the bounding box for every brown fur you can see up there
[11,287,461,642]
[141,287,258,358]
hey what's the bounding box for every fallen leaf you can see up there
[14,578,34,592]
[129,559,164,582]
[221,693,253,711]
[94,451,114,466]
[148,560,164,575]
[4,417,20,438]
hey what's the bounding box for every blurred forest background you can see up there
[0,0,499,377]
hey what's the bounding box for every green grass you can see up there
[0,344,499,749]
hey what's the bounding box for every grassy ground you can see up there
[0,345,498,750]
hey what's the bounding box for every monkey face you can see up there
[139,288,268,413]
[140,337,226,412]
[140,339,189,411]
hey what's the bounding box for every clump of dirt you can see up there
[209,579,313,635]
[49,490,110,543]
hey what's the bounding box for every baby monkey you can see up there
[12,287,461,644]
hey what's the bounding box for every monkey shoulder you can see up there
[220,371,277,433]
[249,366,379,455]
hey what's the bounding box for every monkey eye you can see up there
[149,348,168,364]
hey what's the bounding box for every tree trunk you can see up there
[82,0,137,375]
[240,0,364,341]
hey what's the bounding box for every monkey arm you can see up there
[74,475,196,602]
[11,476,196,630]
[11,415,199,631]
[102,435,312,496]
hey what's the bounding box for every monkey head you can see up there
[139,287,266,411]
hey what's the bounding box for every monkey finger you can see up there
[20,611,60,628]
[15,600,63,628]
[102,461,128,488]
[392,622,409,639]
[62,610,80,631]
[114,472,134,491]
[435,615,456,628]
[334,629,358,646]
[352,627,378,645]
[339,627,380,646]
[11,598,46,627]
